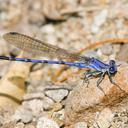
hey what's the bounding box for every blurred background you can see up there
[0,0,128,127]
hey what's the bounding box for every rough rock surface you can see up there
[65,62,128,125]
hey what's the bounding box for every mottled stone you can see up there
[43,97,55,110]
[94,108,114,128]
[13,108,33,123]
[0,115,4,126]
[45,89,69,102]
[37,117,59,128]
[91,9,108,33]
[74,122,87,128]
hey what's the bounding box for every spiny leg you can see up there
[83,77,89,87]
[96,72,106,95]
[108,72,125,92]
[83,72,92,87]
[83,71,102,87]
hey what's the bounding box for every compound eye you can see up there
[110,67,114,72]
[109,66,117,74]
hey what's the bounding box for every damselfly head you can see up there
[108,60,117,75]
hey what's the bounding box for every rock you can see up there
[41,24,55,34]
[52,108,65,126]
[94,108,114,128]
[37,117,59,128]
[112,109,128,127]
[2,121,16,128]
[0,115,4,126]
[43,97,55,110]
[117,44,128,62]
[12,108,33,123]
[23,93,45,101]
[23,99,44,116]
[91,9,108,33]
[74,122,87,128]
[65,62,128,125]
[15,122,25,128]
[45,88,69,102]
[52,109,65,120]
[100,44,113,56]
[24,123,35,128]
[23,92,55,113]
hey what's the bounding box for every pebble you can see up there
[0,115,4,126]
[100,44,113,56]
[94,108,114,128]
[117,44,128,62]
[24,92,54,110]
[74,122,87,128]
[45,89,69,102]
[15,122,25,128]
[12,108,33,123]
[91,9,108,33]
[23,93,45,101]
[52,109,65,120]
[43,97,55,110]
[41,24,55,34]
[24,124,35,128]
[37,117,59,128]
[23,99,44,116]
